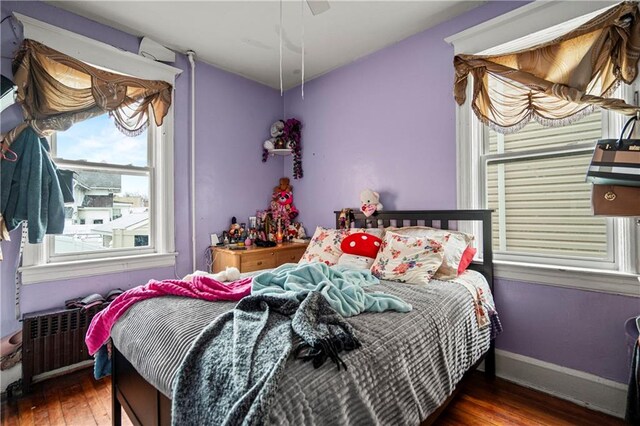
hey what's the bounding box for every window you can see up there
[449,2,639,295]
[485,112,612,265]
[18,13,181,284]
[50,115,152,256]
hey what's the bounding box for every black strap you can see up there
[617,115,637,149]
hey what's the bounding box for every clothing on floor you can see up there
[93,341,111,380]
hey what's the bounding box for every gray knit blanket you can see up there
[171,291,360,426]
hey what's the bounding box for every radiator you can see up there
[22,304,105,392]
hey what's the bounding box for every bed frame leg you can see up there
[112,347,122,426]
[485,340,496,380]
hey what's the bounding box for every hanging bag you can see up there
[586,115,640,187]
[587,115,640,216]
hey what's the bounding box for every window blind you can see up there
[487,113,608,259]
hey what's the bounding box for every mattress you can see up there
[111,269,494,425]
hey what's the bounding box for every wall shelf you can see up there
[268,148,292,156]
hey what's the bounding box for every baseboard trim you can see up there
[493,349,627,419]
[32,360,94,384]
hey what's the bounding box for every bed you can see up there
[109,209,495,426]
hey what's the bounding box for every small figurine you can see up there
[338,208,353,229]
[286,224,298,240]
[294,222,307,239]
[229,216,241,238]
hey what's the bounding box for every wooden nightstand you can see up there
[210,242,308,273]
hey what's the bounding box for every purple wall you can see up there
[283,1,638,384]
[495,279,638,382]
[0,1,282,338]
[193,64,283,266]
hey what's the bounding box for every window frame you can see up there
[483,110,617,270]
[16,12,181,284]
[47,121,156,262]
[450,2,639,296]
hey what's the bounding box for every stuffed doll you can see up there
[270,178,299,228]
[359,189,383,217]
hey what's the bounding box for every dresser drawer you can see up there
[241,252,277,272]
[275,248,305,265]
[211,243,308,273]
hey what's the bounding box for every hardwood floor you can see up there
[1,368,625,425]
[435,373,624,426]
[1,369,132,426]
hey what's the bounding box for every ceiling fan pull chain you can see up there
[279,0,283,97]
[301,0,305,99]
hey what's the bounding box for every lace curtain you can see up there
[454,2,640,134]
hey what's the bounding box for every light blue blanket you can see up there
[252,262,412,317]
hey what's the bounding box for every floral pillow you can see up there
[370,231,445,285]
[387,226,474,281]
[300,227,384,266]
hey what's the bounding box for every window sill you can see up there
[20,252,177,285]
[494,260,639,297]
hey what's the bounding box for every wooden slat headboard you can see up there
[334,209,494,292]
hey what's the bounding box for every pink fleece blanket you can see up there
[85,276,252,355]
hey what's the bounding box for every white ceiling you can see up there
[46,1,483,90]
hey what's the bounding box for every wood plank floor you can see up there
[1,369,132,426]
[1,368,625,425]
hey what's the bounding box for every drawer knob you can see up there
[257,261,263,265]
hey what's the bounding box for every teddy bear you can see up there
[270,178,299,228]
[359,189,383,217]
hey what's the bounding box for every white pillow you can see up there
[387,226,473,281]
[370,231,444,284]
